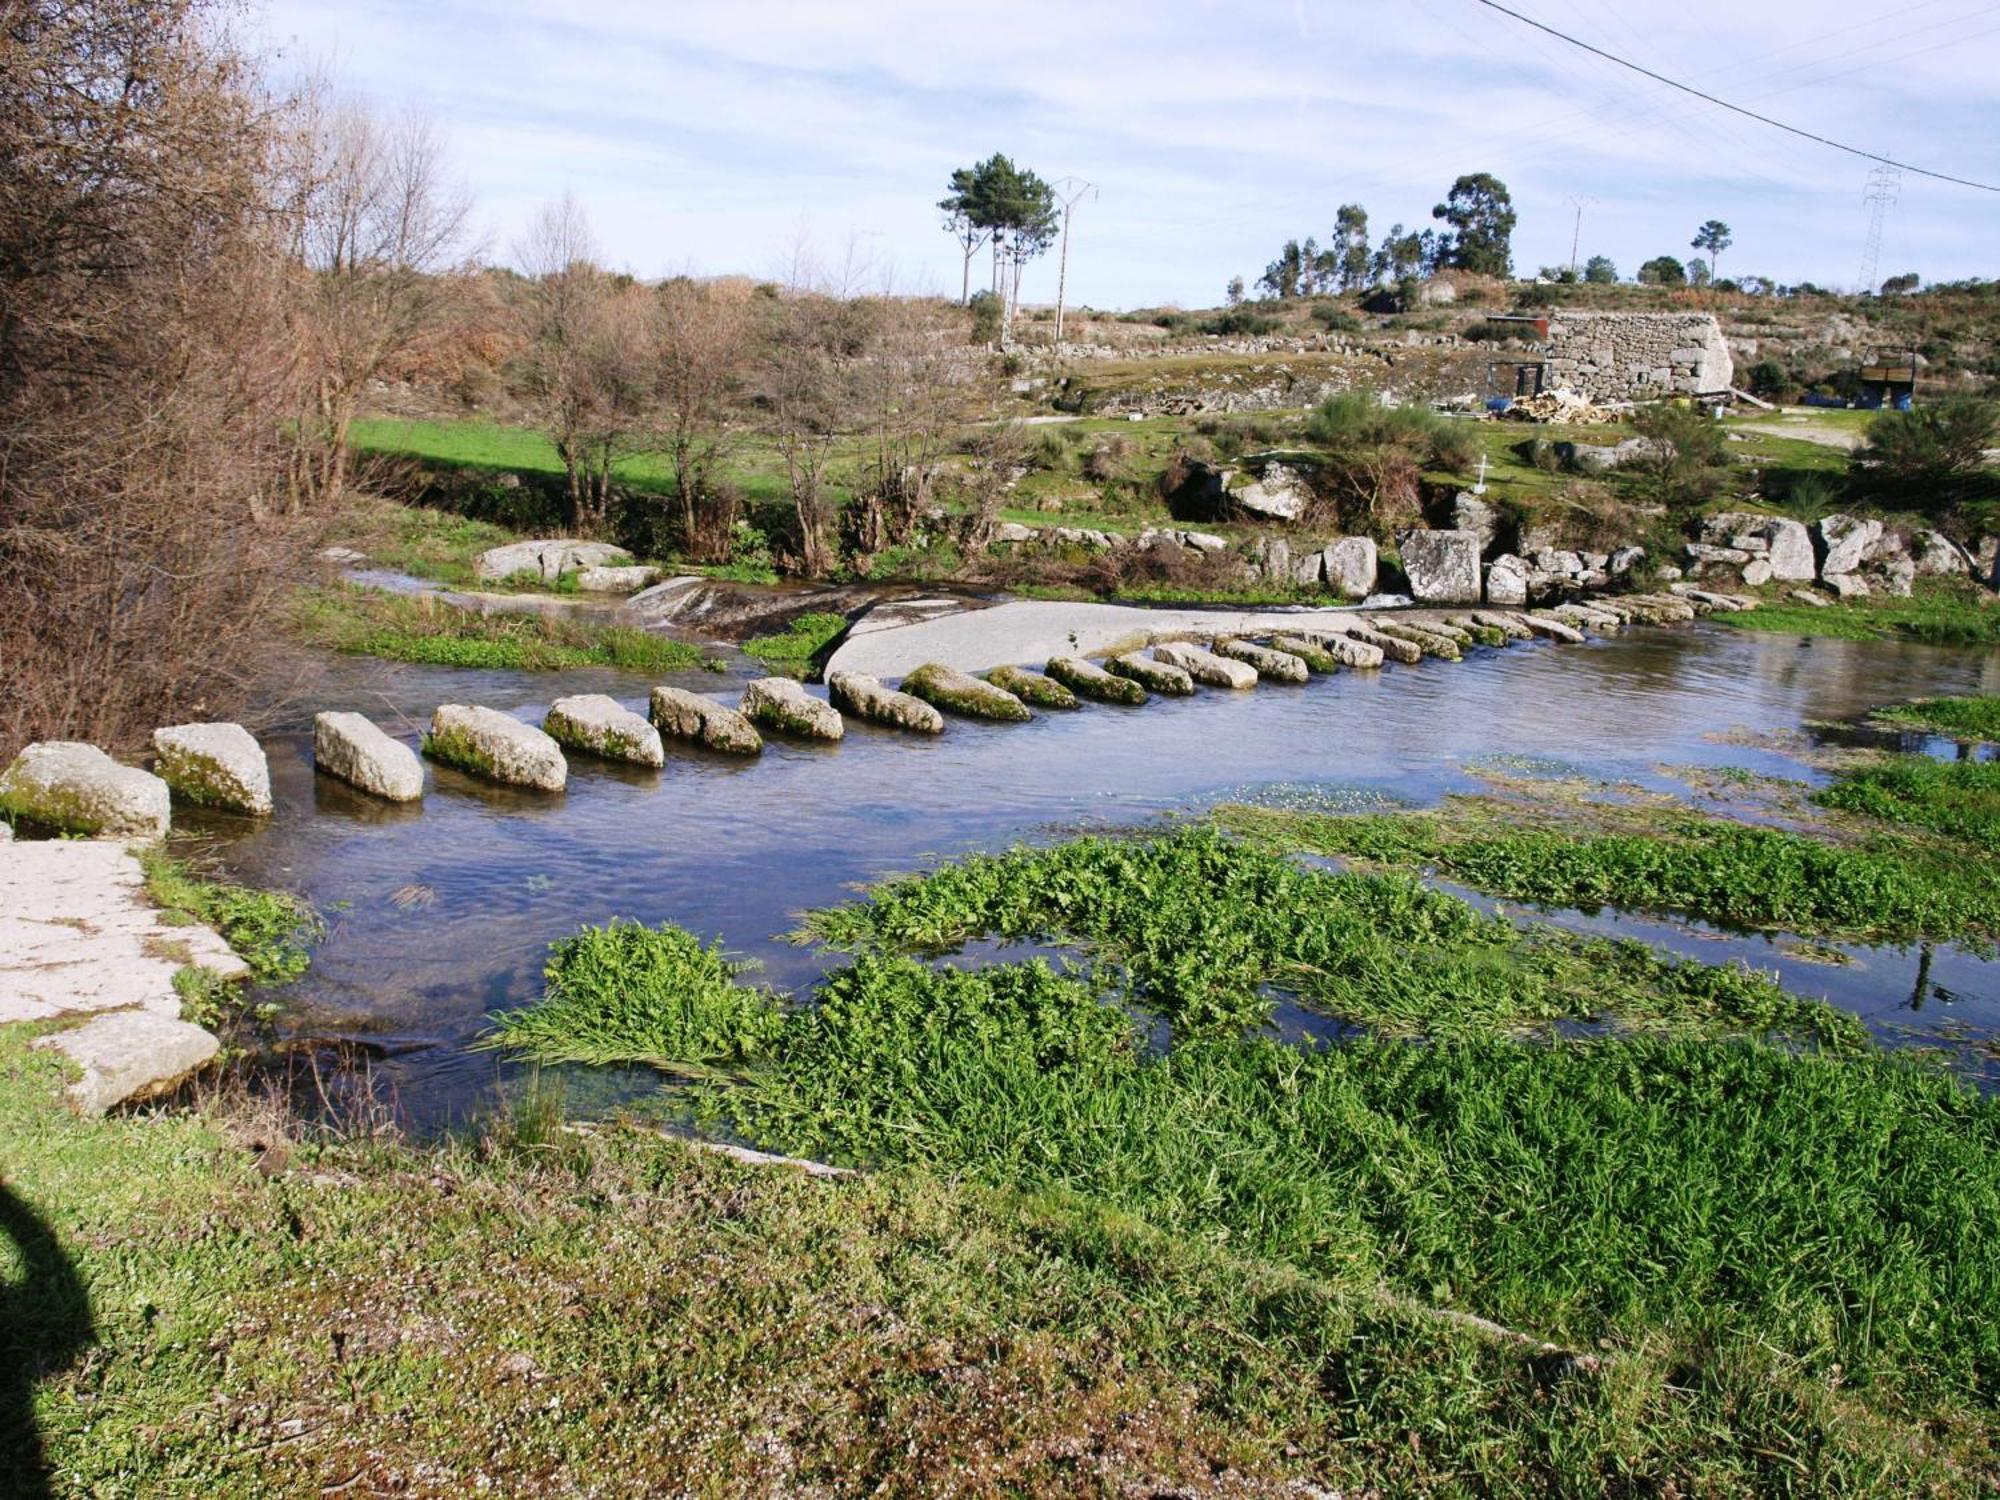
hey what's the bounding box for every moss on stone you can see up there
[903,664,1033,723]
[986,666,1079,711]
[1046,656,1148,706]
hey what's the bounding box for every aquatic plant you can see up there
[140,848,319,985]
[1815,754,2000,855]
[1875,695,2000,743]
[742,612,849,672]
[292,585,711,672]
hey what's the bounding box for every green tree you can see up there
[1370,223,1427,285]
[1629,402,1731,512]
[938,165,993,306]
[1431,172,1516,276]
[1858,395,2000,518]
[1334,203,1371,291]
[1691,219,1732,282]
[1583,255,1618,284]
[1688,257,1712,288]
[1637,255,1687,286]
[939,155,1056,327]
[1225,274,1245,306]
[1881,272,1922,296]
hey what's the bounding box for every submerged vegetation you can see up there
[291,585,712,673]
[1814,754,2000,856]
[139,849,319,986]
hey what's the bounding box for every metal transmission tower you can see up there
[1565,195,1597,278]
[1858,166,1900,295]
[1051,177,1097,344]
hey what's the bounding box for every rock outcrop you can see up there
[901,664,1032,722]
[1816,515,1883,577]
[151,722,272,816]
[741,679,845,741]
[828,672,947,734]
[575,565,663,593]
[1698,513,1815,582]
[1485,554,1529,606]
[544,695,667,767]
[649,687,763,755]
[1398,529,1483,605]
[313,713,425,802]
[0,742,171,839]
[424,705,568,791]
[473,539,633,583]
[1322,536,1379,599]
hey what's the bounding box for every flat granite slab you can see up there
[0,841,244,1026]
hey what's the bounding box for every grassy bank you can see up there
[1717,583,2000,647]
[741,611,849,674]
[291,585,715,673]
[1875,694,2000,742]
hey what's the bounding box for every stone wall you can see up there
[1542,312,1734,400]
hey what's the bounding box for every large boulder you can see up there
[0,742,170,839]
[473,539,632,584]
[543,694,666,767]
[1913,530,1970,577]
[1321,536,1378,598]
[1107,654,1195,696]
[313,712,424,802]
[574,565,663,593]
[1700,513,1814,581]
[741,678,845,741]
[985,666,1079,710]
[1485,554,1530,606]
[1815,515,1883,577]
[39,1010,219,1116]
[1559,436,1652,474]
[1397,529,1482,605]
[424,705,568,791]
[828,672,947,734]
[649,687,762,755]
[151,722,272,816]
[1230,461,1312,522]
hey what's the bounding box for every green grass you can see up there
[336,496,520,588]
[1718,583,2000,647]
[139,849,319,987]
[1222,804,2000,946]
[480,920,783,1072]
[292,585,713,673]
[741,611,849,672]
[1876,695,2000,742]
[1814,755,2000,855]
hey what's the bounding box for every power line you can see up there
[1468,0,2000,193]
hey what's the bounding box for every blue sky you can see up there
[258,0,2000,305]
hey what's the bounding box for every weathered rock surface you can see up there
[151,722,272,815]
[828,672,947,734]
[313,712,425,801]
[1788,588,1830,607]
[1450,493,1498,554]
[1047,656,1148,705]
[1230,461,1312,521]
[1742,558,1774,587]
[1914,531,1970,576]
[1107,654,1195,696]
[1522,613,1587,644]
[1212,638,1310,683]
[1470,611,1535,641]
[1816,515,1883,577]
[1560,436,1653,473]
[1269,635,1342,673]
[544,694,666,767]
[1700,513,1814,581]
[1152,641,1258,689]
[1374,621,1462,660]
[901,664,1031,723]
[1292,631,1386,669]
[986,665,1079,710]
[649,687,763,755]
[1338,624,1423,665]
[575,564,663,593]
[473,539,632,583]
[1322,536,1379,599]
[0,742,170,839]
[425,705,568,791]
[40,1011,220,1116]
[1484,554,1530,606]
[1398,529,1482,605]
[1826,572,1870,599]
[1608,545,1647,576]
[741,678,845,740]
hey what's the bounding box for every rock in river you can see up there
[1047,656,1148,705]
[473,539,632,583]
[0,741,171,839]
[424,705,568,791]
[1210,638,1310,683]
[901,663,1032,722]
[1107,654,1195,696]
[314,712,425,802]
[1268,635,1342,673]
[544,695,666,767]
[1153,640,1258,689]
[741,678,845,741]
[828,672,946,734]
[649,687,764,756]
[986,665,1079,710]
[151,722,272,815]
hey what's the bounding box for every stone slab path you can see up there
[0,841,243,1026]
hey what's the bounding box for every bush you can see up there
[1857,395,2000,518]
[967,290,1003,345]
[1627,403,1732,512]
[1463,319,1526,343]
[1308,303,1361,332]
[1304,394,1475,532]
[1197,309,1279,336]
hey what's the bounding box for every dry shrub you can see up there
[0,0,316,761]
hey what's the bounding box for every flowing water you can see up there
[180,621,2000,1132]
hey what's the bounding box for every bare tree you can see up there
[655,276,753,561]
[844,297,971,564]
[276,75,473,506]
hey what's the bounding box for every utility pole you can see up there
[1051,176,1097,344]
[1564,195,1595,279]
[1858,165,1900,295]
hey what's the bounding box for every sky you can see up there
[255,0,2000,307]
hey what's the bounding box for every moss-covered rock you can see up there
[986,665,1079,710]
[1151,642,1256,689]
[650,686,763,756]
[0,741,171,839]
[828,672,946,735]
[901,663,1033,723]
[1107,654,1195,696]
[544,695,667,767]
[1268,635,1342,673]
[741,678,845,741]
[150,723,272,816]
[1046,656,1147,705]
[1373,621,1463,661]
[1210,639,1310,684]
[423,705,568,791]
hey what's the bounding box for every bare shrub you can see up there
[655,277,754,561]
[0,0,313,760]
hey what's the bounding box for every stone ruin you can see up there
[1542,311,1734,401]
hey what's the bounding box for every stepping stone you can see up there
[1268,635,1342,673]
[1107,654,1195,696]
[152,722,272,815]
[1047,656,1147,705]
[986,665,1079,710]
[649,687,763,756]
[901,663,1031,723]
[1153,641,1257,689]
[1522,613,1588,644]
[741,678,845,741]
[314,713,424,802]
[0,741,170,839]
[1414,619,1475,646]
[828,672,946,734]
[544,694,666,767]
[1470,611,1535,642]
[1336,624,1423,665]
[1441,615,1510,647]
[1211,639,1310,683]
[40,1010,220,1116]
[424,705,568,791]
[1292,631,1387,670]
[1373,622,1463,661]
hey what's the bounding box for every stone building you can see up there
[1541,311,1734,400]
